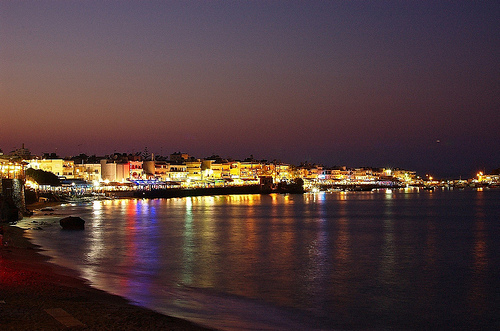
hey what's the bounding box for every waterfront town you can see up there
[1,144,498,195]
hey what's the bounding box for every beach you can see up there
[0,224,212,330]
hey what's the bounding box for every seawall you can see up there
[132,185,262,199]
[1,179,27,222]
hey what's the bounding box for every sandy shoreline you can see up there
[0,220,213,330]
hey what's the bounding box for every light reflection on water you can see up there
[22,189,500,330]
[469,190,488,316]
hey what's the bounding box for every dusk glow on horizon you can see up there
[1,1,499,178]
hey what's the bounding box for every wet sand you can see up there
[0,224,213,330]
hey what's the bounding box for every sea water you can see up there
[20,188,500,330]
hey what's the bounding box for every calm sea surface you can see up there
[21,188,500,330]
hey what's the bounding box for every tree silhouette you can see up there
[25,168,61,186]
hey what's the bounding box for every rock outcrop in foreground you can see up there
[60,216,85,230]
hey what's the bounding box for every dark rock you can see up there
[60,216,85,230]
[1,205,20,223]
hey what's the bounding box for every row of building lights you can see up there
[0,162,24,179]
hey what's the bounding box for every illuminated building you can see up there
[73,163,101,182]
[100,159,129,182]
[475,172,500,185]
[63,160,75,178]
[168,163,187,181]
[351,168,378,182]
[28,159,64,177]
[297,164,323,180]
[201,159,220,181]
[239,160,262,181]
[143,160,169,181]
[201,159,215,178]
[186,159,202,181]
[393,169,417,184]
[275,164,291,181]
[201,159,232,180]
[199,159,233,186]
[229,161,241,179]
[0,159,24,179]
[128,161,145,179]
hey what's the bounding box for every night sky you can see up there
[1,1,499,178]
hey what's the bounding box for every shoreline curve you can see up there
[0,223,214,330]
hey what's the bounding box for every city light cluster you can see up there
[1,145,498,193]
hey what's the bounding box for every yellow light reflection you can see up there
[469,190,487,313]
[331,201,351,304]
[182,197,194,285]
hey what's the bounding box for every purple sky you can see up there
[1,1,499,178]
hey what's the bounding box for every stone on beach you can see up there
[59,216,85,230]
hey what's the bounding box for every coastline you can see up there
[0,221,213,330]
